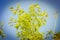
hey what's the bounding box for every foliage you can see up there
[9,4,48,40]
[53,32,60,40]
[0,22,6,40]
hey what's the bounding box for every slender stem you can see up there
[54,12,58,33]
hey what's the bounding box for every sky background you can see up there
[0,0,60,40]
